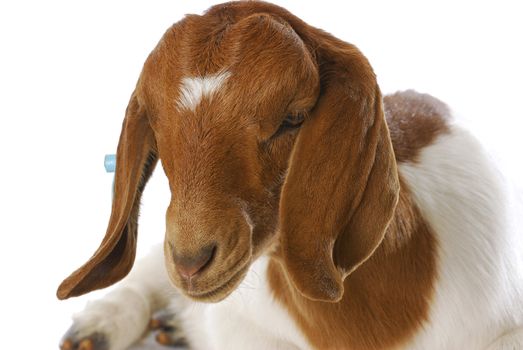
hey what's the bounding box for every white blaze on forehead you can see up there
[176,71,231,111]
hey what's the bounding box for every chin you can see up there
[168,258,252,303]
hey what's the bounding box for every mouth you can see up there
[185,262,250,302]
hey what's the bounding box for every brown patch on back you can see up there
[268,176,437,350]
[384,90,451,163]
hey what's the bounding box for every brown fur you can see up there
[384,90,451,163]
[57,1,451,348]
[269,177,438,350]
[267,93,450,348]
[57,95,158,299]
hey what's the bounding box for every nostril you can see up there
[174,244,216,280]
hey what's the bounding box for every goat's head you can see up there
[57,1,399,303]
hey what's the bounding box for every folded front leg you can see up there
[60,244,177,350]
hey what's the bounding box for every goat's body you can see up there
[67,96,523,349]
[398,125,523,349]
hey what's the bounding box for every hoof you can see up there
[149,311,187,347]
[59,328,108,350]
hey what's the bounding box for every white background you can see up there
[0,1,522,349]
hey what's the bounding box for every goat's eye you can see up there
[273,114,305,138]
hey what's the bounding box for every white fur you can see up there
[176,71,231,112]
[400,123,523,349]
[68,245,177,350]
[175,257,312,350]
[68,124,523,349]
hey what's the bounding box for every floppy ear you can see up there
[279,35,400,302]
[57,92,157,300]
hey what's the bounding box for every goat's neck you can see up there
[267,176,437,349]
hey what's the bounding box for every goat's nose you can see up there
[173,245,216,280]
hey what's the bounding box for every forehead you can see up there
[141,13,318,122]
[176,71,231,113]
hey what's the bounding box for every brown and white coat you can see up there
[58,2,523,349]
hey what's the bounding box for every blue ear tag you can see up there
[104,154,116,173]
[105,154,116,196]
